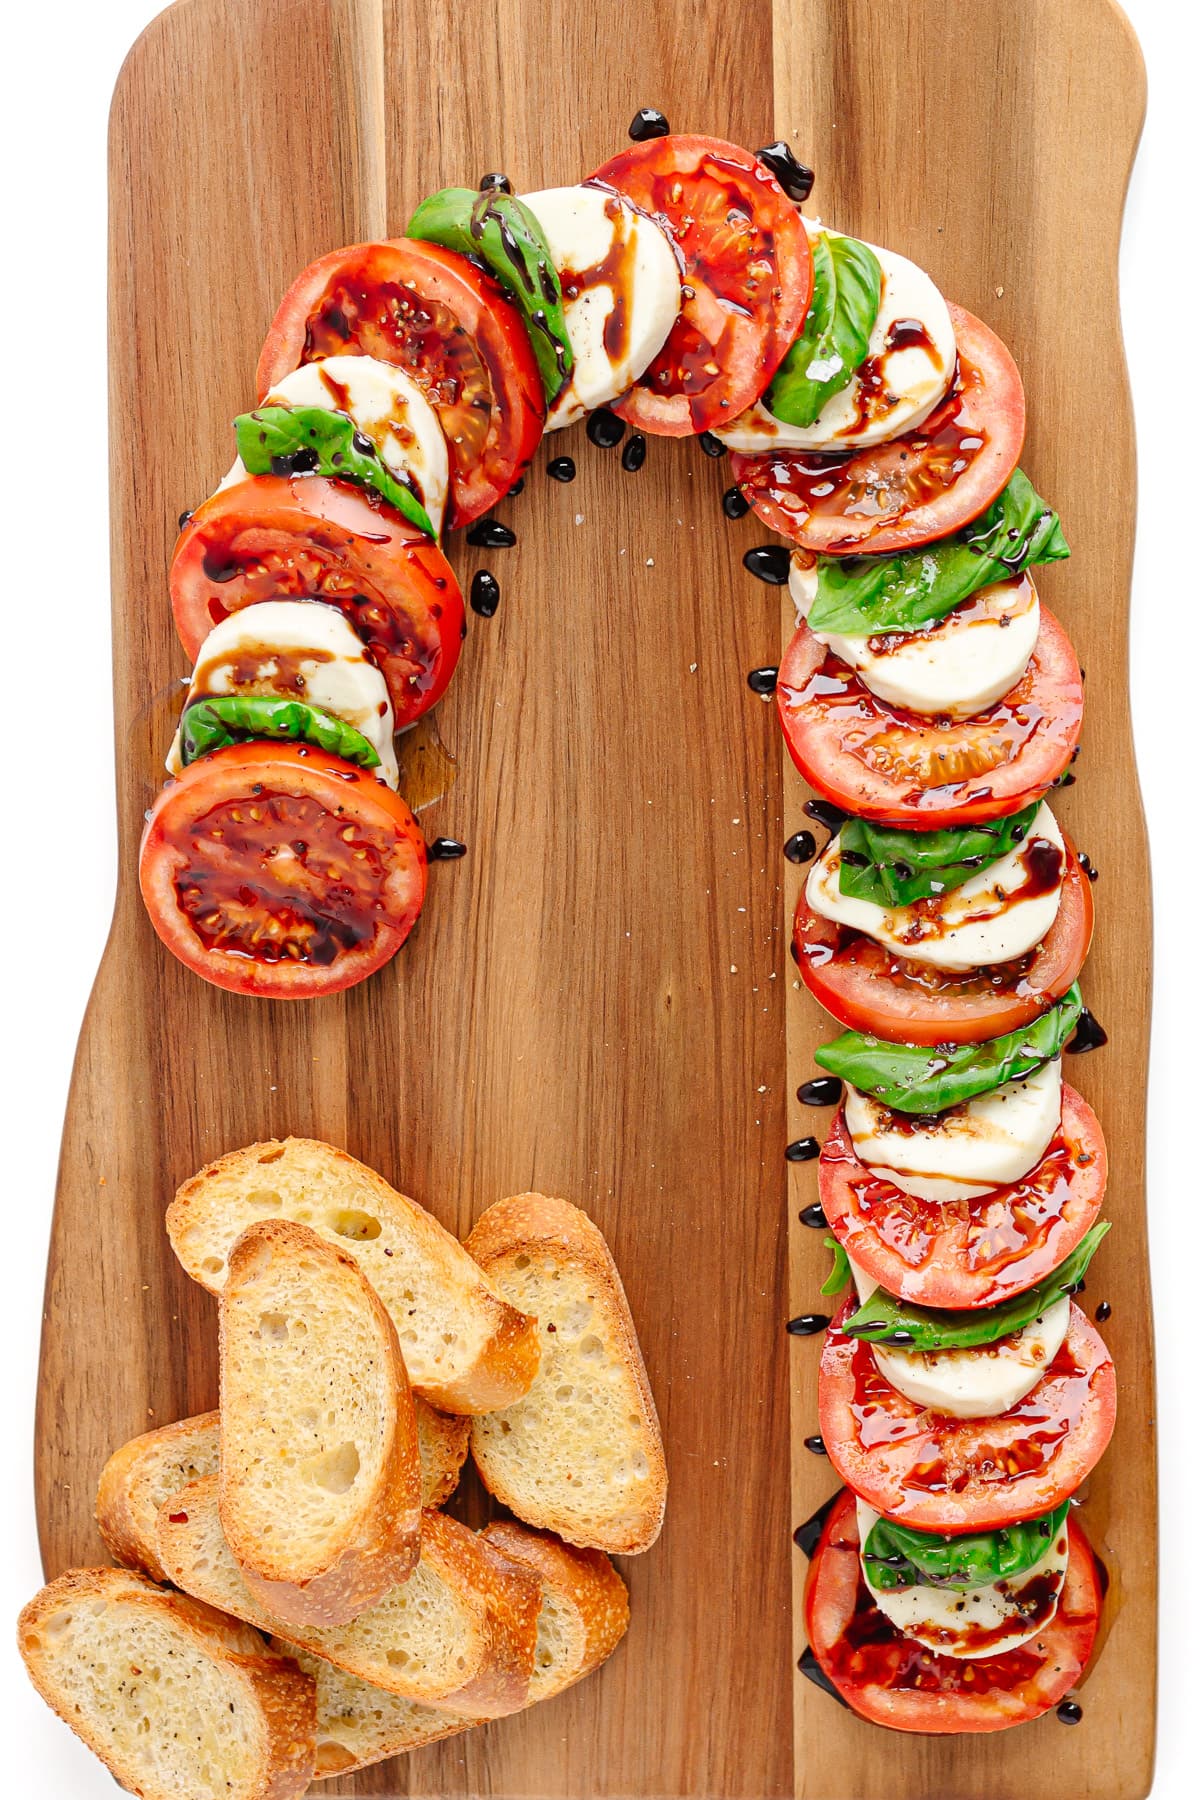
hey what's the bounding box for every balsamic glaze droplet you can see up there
[628,107,670,141]
[784,830,817,865]
[793,1494,839,1556]
[786,1313,830,1337]
[478,172,513,193]
[470,570,501,618]
[756,141,816,203]
[178,510,193,531]
[1079,852,1100,882]
[1066,1009,1108,1054]
[798,1077,842,1107]
[465,518,517,548]
[797,1647,851,1709]
[621,433,647,473]
[799,1202,828,1229]
[747,666,778,696]
[270,447,319,476]
[721,485,751,520]
[1054,771,1076,788]
[804,797,847,833]
[1056,1701,1084,1725]
[698,431,727,459]
[427,837,467,861]
[743,544,792,585]
[546,455,576,483]
[586,407,626,449]
[1096,1301,1112,1323]
[803,1434,828,1456]
[508,475,526,497]
[785,1137,820,1163]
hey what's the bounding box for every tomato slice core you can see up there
[803,1487,1102,1732]
[731,304,1024,551]
[818,1089,1107,1309]
[139,744,428,998]
[817,1297,1115,1532]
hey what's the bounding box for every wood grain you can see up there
[33,1,1152,1795]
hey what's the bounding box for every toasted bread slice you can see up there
[218,1220,421,1629]
[97,1400,469,1586]
[168,1138,539,1413]
[465,1194,667,1554]
[17,1567,316,1800]
[276,1642,476,1778]
[482,1521,630,1701]
[158,1477,540,1718]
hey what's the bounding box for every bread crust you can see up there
[482,1520,630,1698]
[466,1193,668,1553]
[419,1512,541,1719]
[219,1219,422,1629]
[17,1567,316,1800]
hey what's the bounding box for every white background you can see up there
[1,1,1196,1792]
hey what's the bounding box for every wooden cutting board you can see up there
[35,1,1153,1795]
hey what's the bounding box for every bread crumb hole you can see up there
[330,1209,382,1240]
[305,1442,361,1494]
[200,1256,225,1275]
[256,1311,289,1342]
[246,1188,283,1213]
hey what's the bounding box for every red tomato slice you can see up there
[817,1298,1115,1533]
[139,743,428,999]
[589,135,812,436]
[777,606,1083,828]
[803,1488,1101,1733]
[731,305,1024,552]
[170,475,464,730]
[819,1089,1107,1309]
[256,238,545,527]
[793,843,1093,1045]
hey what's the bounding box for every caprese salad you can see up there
[736,189,1117,1733]
[139,122,821,996]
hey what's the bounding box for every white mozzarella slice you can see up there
[843,1059,1063,1203]
[521,184,681,429]
[847,1257,1071,1419]
[856,1500,1069,1658]
[223,355,450,532]
[714,223,956,453]
[805,801,1065,972]
[166,599,398,787]
[788,558,1040,720]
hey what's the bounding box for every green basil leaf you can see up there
[863,1504,1069,1592]
[807,469,1070,637]
[820,1237,852,1297]
[179,696,381,769]
[235,406,435,538]
[766,232,882,428]
[843,1222,1109,1350]
[813,986,1083,1114]
[837,802,1042,909]
[408,186,572,403]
